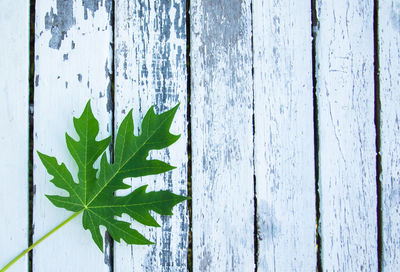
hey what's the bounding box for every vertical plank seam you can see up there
[105,0,116,271]
[250,1,258,271]
[311,0,322,271]
[373,0,383,270]
[28,0,36,271]
[186,0,193,271]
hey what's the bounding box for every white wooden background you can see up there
[0,0,399,271]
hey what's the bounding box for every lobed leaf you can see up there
[38,101,187,251]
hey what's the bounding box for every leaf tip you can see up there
[85,99,92,109]
[81,99,94,119]
[36,151,48,161]
[172,102,180,111]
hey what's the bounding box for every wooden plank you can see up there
[190,0,254,271]
[253,0,316,270]
[379,0,400,269]
[114,1,188,271]
[0,2,30,272]
[315,0,377,270]
[33,1,113,271]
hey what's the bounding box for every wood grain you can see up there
[190,0,255,271]
[114,0,188,271]
[379,0,400,269]
[33,0,113,271]
[253,0,316,270]
[0,2,30,271]
[315,0,377,270]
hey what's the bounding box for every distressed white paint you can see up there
[114,0,188,271]
[5,1,400,271]
[190,0,254,271]
[0,2,29,272]
[33,1,113,271]
[253,0,316,271]
[379,0,400,270]
[315,0,377,270]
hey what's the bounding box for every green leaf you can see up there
[38,100,187,251]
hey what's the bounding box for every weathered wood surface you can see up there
[114,0,189,271]
[380,0,400,270]
[4,1,400,271]
[315,0,377,270]
[253,0,316,270]
[190,0,255,271]
[0,2,30,272]
[33,1,113,271]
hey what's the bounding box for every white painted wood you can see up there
[253,0,316,270]
[33,1,113,271]
[379,1,400,269]
[190,1,254,271]
[0,2,30,272]
[315,0,377,270]
[114,1,188,271]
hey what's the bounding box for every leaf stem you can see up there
[0,210,84,272]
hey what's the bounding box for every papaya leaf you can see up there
[37,101,187,251]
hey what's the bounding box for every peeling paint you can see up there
[77,74,82,82]
[201,0,243,47]
[173,1,186,39]
[44,1,75,50]
[63,54,68,61]
[160,216,172,269]
[155,2,172,42]
[104,59,110,78]
[152,45,173,113]
[104,232,112,268]
[82,0,112,20]
[106,81,112,112]
[112,0,188,270]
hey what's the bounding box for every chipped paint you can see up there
[44,1,75,49]
[156,2,172,42]
[35,75,39,87]
[106,81,112,113]
[82,0,112,20]
[104,232,112,269]
[191,0,255,271]
[44,0,112,50]
[173,1,186,39]
[114,0,188,270]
